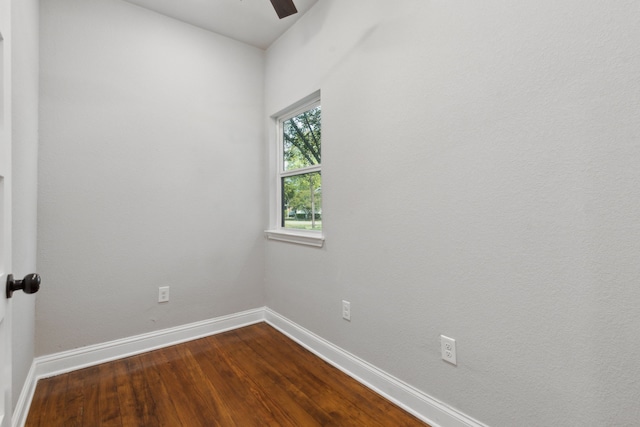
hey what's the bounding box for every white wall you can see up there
[10,0,38,410]
[265,1,640,425]
[37,0,265,355]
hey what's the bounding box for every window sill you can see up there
[264,229,325,248]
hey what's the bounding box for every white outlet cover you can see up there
[342,300,351,321]
[441,335,457,365]
[158,286,170,303]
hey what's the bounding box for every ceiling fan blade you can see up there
[270,0,298,19]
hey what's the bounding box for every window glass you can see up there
[282,171,322,230]
[282,106,321,171]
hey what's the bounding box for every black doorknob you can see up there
[6,273,41,298]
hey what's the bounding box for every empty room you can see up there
[2,0,640,426]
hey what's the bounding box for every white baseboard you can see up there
[34,307,265,380]
[264,308,487,427]
[12,361,37,427]
[14,307,485,427]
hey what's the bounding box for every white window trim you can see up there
[265,92,324,248]
[264,228,325,247]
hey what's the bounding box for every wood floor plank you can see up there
[205,331,328,426]
[136,349,186,427]
[159,344,230,426]
[187,335,285,426]
[79,366,102,427]
[26,322,429,427]
[64,368,88,427]
[115,355,159,426]
[144,347,214,426]
[97,362,123,426]
[202,334,301,426]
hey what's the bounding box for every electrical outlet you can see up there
[158,286,170,303]
[441,335,457,365]
[342,300,351,321]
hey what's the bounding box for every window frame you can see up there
[265,93,324,247]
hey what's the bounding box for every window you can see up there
[266,95,324,247]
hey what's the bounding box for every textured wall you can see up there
[37,0,265,355]
[10,0,38,410]
[265,1,640,425]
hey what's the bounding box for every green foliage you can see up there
[283,106,321,170]
[283,172,322,220]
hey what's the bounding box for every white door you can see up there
[0,1,12,425]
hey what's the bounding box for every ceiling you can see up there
[123,0,320,50]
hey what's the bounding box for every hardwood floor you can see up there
[26,322,429,426]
